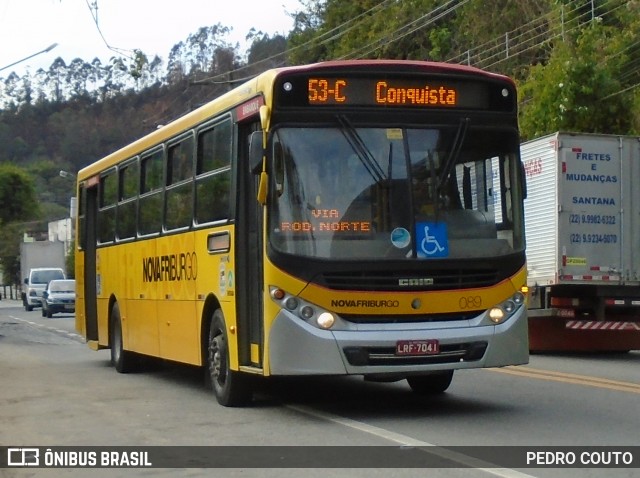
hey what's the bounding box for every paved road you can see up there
[1,302,639,478]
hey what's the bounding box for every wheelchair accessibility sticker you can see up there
[416,222,449,258]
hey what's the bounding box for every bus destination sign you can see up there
[274,73,510,110]
[308,78,459,107]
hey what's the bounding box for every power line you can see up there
[340,0,468,60]
[451,0,628,70]
[169,0,639,127]
[84,0,136,60]
[601,81,640,100]
[193,0,397,85]
[5,0,633,120]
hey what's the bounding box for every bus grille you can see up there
[340,312,480,324]
[320,269,499,291]
[343,342,488,366]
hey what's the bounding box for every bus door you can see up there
[81,183,99,342]
[234,121,264,369]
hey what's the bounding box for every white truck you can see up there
[20,241,66,311]
[522,132,640,352]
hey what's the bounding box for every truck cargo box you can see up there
[521,132,640,351]
[522,132,640,287]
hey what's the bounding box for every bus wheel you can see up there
[110,302,135,373]
[208,310,252,407]
[407,371,454,395]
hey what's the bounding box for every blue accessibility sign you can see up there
[415,222,449,258]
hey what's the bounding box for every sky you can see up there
[0,0,301,77]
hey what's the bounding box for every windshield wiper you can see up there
[337,115,386,184]
[437,118,469,195]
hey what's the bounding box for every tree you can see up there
[2,72,20,110]
[246,32,288,73]
[0,221,23,288]
[0,164,41,288]
[47,57,68,103]
[286,0,330,64]
[519,20,634,139]
[0,163,40,225]
[67,58,93,98]
[284,0,547,66]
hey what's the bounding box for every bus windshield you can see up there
[269,124,524,260]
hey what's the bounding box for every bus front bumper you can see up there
[268,307,529,376]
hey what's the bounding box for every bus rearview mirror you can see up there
[249,131,264,174]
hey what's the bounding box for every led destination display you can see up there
[275,72,515,111]
[308,78,461,107]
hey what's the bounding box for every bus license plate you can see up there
[396,339,439,356]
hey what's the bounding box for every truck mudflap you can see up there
[528,315,640,352]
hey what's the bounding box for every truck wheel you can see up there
[407,370,454,395]
[207,310,252,406]
[110,302,135,373]
[46,308,53,318]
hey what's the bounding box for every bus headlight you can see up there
[300,306,314,320]
[503,300,516,314]
[489,292,525,324]
[489,307,505,323]
[513,291,525,305]
[316,312,335,329]
[270,286,337,330]
[284,297,299,310]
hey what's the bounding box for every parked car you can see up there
[41,279,76,318]
[23,267,66,311]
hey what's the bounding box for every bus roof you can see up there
[77,60,512,181]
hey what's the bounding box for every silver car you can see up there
[41,279,76,318]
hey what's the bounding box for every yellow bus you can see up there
[75,60,529,406]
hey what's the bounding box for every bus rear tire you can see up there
[407,370,454,395]
[110,302,135,373]
[208,310,252,407]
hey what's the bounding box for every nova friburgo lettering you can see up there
[142,252,197,282]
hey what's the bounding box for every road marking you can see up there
[488,366,640,394]
[287,404,537,478]
[9,316,84,342]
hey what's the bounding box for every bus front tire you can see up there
[110,303,135,373]
[208,310,252,407]
[407,370,454,395]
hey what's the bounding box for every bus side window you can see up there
[98,170,117,244]
[166,136,195,231]
[139,149,164,236]
[167,136,194,184]
[116,158,139,240]
[195,119,232,224]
